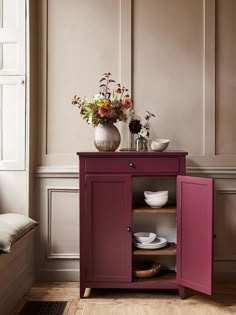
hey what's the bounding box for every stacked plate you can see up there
[133,236,167,249]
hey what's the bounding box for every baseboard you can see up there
[214,271,236,282]
[37,269,80,282]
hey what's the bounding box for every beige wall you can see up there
[133,0,204,156]
[35,0,236,281]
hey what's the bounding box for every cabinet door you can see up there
[177,175,213,295]
[85,174,132,282]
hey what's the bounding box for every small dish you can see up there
[150,139,170,152]
[133,232,156,244]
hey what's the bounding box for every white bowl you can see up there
[144,191,168,199]
[145,196,168,208]
[133,232,156,244]
[150,139,170,152]
[145,195,168,203]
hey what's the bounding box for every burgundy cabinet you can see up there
[177,175,213,295]
[78,151,213,298]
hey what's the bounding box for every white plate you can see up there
[133,237,167,249]
[133,236,167,245]
[134,242,167,249]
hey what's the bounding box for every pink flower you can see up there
[121,97,132,109]
[98,104,112,117]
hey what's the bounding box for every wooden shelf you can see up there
[133,242,176,256]
[133,270,176,283]
[132,206,176,213]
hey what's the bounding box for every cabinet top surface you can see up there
[77,150,188,157]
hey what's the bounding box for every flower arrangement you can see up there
[129,110,155,138]
[72,72,132,127]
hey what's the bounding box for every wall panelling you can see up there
[36,0,236,281]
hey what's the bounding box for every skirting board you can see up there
[37,269,80,282]
[214,270,236,282]
[0,229,36,315]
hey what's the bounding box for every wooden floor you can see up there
[11,282,236,315]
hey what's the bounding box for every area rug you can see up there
[19,301,67,315]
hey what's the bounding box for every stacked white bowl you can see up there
[144,190,168,208]
[133,232,156,244]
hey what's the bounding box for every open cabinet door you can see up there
[177,175,213,295]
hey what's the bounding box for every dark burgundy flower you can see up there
[129,119,142,134]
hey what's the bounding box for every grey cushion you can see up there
[0,213,38,253]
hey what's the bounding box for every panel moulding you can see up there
[203,0,216,156]
[0,43,2,69]
[215,189,236,261]
[0,0,2,28]
[35,166,79,178]
[34,166,236,179]
[0,84,2,158]
[47,187,80,259]
[41,0,132,162]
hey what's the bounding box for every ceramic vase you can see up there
[94,124,121,151]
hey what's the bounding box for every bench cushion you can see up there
[0,214,38,253]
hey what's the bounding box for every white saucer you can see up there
[133,237,167,249]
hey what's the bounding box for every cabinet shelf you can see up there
[133,270,176,283]
[133,242,176,256]
[132,206,176,213]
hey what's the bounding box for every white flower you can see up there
[93,94,99,101]
[94,93,105,100]
[88,114,93,124]
[139,127,148,137]
[93,94,100,100]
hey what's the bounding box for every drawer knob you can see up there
[129,162,135,168]
[127,227,132,233]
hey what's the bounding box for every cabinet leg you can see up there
[178,285,195,299]
[80,285,86,298]
[178,285,186,299]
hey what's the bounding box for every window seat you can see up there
[0,214,38,315]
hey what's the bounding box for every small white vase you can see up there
[94,124,121,151]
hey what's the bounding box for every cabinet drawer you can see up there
[85,157,180,174]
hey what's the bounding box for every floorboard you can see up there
[11,282,236,315]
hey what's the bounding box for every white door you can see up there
[0,76,25,169]
[0,0,26,170]
[0,0,25,75]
